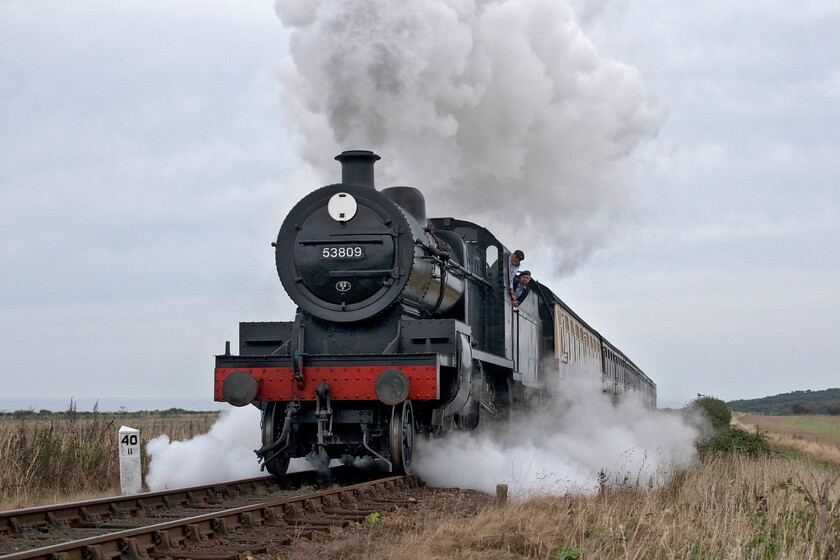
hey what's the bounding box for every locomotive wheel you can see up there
[261,402,291,477]
[389,400,415,474]
[489,377,512,422]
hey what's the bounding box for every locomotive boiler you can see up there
[214,150,656,476]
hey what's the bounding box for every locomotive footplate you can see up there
[214,353,455,405]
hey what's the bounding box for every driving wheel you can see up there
[389,400,415,474]
[261,402,291,476]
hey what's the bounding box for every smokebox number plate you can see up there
[321,246,365,259]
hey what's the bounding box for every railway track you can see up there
[0,469,425,560]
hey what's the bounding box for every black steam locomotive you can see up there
[214,150,656,475]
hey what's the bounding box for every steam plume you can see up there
[414,376,700,497]
[274,0,662,272]
[145,407,309,490]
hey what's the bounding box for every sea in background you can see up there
[0,396,228,413]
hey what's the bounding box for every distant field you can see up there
[781,415,840,436]
[733,412,840,465]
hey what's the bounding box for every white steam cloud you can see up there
[146,407,263,490]
[274,0,662,272]
[146,407,307,491]
[414,376,699,498]
[145,379,699,494]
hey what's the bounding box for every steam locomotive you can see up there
[214,150,656,476]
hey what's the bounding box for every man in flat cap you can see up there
[511,270,532,307]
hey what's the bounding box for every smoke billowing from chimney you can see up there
[274,0,662,273]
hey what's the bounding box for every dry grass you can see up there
[734,413,840,466]
[5,409,840,558]
[285,454,840,560]
[0,410,217,510]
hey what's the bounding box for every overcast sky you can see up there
[1,0,838,411]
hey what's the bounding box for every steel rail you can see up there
[0,465,375,538]
[1,474,419,560]
[0,475,278,536]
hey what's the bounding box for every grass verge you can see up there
[0,409,218,509]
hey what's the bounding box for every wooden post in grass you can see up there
[496,483,508,507]
[119,426,141,495]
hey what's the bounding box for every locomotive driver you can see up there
[508,249,525,298]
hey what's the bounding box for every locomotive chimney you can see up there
[335,150,381,188]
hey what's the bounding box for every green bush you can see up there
[688,396,771,458]
[697,426,772,457]
[689,396,732,432]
